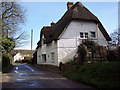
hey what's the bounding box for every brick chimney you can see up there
[67,2,73,10]
[51,21,55,26]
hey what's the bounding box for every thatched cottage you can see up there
[36,2,111,66]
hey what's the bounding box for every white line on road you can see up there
[24,65,34,72]
[14,71,19,73]
[16,67,18,70]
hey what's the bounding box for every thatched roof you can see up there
[37,2,111,48]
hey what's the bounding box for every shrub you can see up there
[117,46,120,61]
[22,59,32,64]
[77,44,87,65]
[2,36,15,53]
[65,58,77,65]
[2,53,13,73]
[15,60,22,63]
[2,53,10,67]
[82,39,98,61]
[107,50,116,61]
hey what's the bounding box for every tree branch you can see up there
[2,2,13,20]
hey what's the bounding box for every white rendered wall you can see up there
[37,41,58,66]
[37,47,41,64]
[37,20,108,66]
[57,20,108,64]
[13,53,24,62]
[98,28,108,46]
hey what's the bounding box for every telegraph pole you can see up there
[31,29,33,58]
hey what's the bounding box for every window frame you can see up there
[90,31,96,38]
[85,32,88,38]
[80,32,84,38]
[51,52,54,61]
[42,54,46,62]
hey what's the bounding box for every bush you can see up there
[2,53,10,67]
[2,53,13,73]
[2,36,15,53]
[15,60,22,63]
[22,59,31,64]
[107,50,116,61]
[65,59,77,65]
[117,46,120,61]
[77,44,87,65]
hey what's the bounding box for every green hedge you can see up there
[2,53,13,73]
[2,54,10,67]
[15,59,32,64]
[22,59,31,64]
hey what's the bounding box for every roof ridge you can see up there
[75,2,84,7]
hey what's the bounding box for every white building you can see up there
[36,2,111,66]
[13,52,24,62]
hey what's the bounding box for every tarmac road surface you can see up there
[2,63,92,88]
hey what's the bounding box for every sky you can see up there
[14,1,118,50]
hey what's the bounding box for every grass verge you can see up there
[62,62,120,88]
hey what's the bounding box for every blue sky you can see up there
[15,2,118,50]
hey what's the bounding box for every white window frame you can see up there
[80,32,84,38]
[80,32,88,39]
[85,32,88,39]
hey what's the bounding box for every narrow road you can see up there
[2,63,91,88]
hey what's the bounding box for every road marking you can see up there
[24,65,34,72]
[14,71,19,73]
[16,67,18,70]
[29,82,37,87]
[16,79,26,81]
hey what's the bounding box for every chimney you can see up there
[67,2,73,10]
[51,21,55,26]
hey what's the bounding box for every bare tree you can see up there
[1,1,29,47]
[110,29,120,46]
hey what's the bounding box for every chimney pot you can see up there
[51,21,55,26]
[67,2,73,10]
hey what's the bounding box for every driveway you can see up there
[2,63,91,88]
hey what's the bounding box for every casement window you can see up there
[85,33,88,38]
[51,52,54,61]
[80,32,88,39]
[90,31,96,38]
[80,32,84,38]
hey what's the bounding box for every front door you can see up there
[42,54,46,62]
